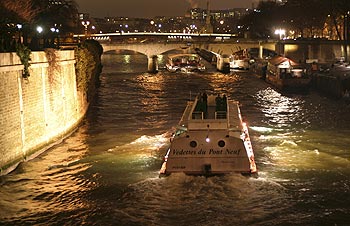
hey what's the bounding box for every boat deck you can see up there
[178,95,242,132]
[207,106,216,119]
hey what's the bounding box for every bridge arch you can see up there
[102,43,194,56]
[194,44,278,72]
[102,43,200,73]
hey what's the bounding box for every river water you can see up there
[0,53,349,226]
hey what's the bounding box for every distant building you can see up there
[98,17,151,33]
[255,0,287,6]
[190,8,206,20]
[200,1,213,33]
[48,0,76,7]
[79,13,90,21]
[190,8,249,21]
[82,2,252,35]
[189,5,250,34]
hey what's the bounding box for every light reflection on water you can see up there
[0,54,349,225]
[0,125,94,220]
[255,87,306,128]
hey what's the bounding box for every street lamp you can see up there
[50,27,59,47]
[17,24,23,43]
[81,20,90,35]
[36,26,43,34]
[150,20,155,32]
[36,26,43,49]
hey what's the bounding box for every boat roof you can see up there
[269,55,298,66]
[168,53,200,59]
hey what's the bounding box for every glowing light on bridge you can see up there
[73,32,239,40]
[275,29,285,40]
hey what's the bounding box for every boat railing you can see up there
[192,111,204,119]
[227,100,242,130]
[215,111,227,119]
[179,101,194,126]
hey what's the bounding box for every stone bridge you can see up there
[101,40,277,72]
[85,33,347,72]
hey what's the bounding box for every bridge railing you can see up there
[73,32,279,44]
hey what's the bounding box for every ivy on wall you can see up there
[75,44,94,93]
[75,40,103,100]
[15,43,31,78]
[44,48,60,85]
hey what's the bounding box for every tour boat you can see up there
[159,93,257,176]
[229,49,250,70]
[165,54,206,73]
[265,56,311,92]
[229,58,250,70]
[229,55,250,70]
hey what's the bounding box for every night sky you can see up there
[75,0,257,18]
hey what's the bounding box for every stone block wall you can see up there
[0,50,88,175]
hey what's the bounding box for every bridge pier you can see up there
[259,44,263,59]
[147,55,158,73]
[275,41,285,56]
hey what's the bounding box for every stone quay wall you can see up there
[0,50,88,175]
[313,75,344,98]
[313,72,350,99]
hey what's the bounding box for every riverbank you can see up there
[312,63,350,99]
[250,59,350,99]
[0,40,102,175]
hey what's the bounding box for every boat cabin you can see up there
[267,56,306,79]
[166,54,206,73]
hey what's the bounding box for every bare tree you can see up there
[1,0,79,51]
[1,0,39,23]
[32,0,79,34]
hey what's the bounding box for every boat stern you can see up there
[160,131,255,176]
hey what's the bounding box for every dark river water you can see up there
[1,53,350,226]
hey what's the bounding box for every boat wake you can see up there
[107,132,171,156]
[115,173,290,226]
